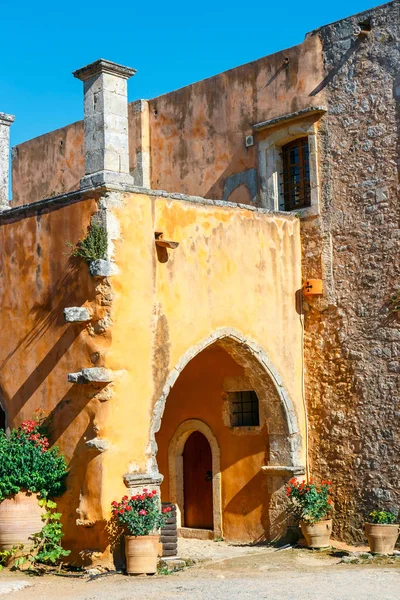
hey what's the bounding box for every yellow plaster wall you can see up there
[101,193,304,533]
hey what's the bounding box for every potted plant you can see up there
[286,478,333,548]
[365,510,399,554]
[0,410,67,550]
[111,490,170,575]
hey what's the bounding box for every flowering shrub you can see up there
[286,478,333,524]
[0,409,67,502]
[111,490,170,536]
[368,510,397,524]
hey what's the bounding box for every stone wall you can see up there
[303,1,400,542]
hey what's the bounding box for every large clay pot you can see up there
[300,519,332,548]
[365,523,399,554]
[125,535,159,574]
[0,492,44,550]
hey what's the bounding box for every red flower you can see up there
[143,488,148,493]
[151,490,157,495]
[119,509,125,514]
[139,509,147,516]
[288,478,298,486]
[285,486,291,497]
[113,510,119,517]
[131,495,138,501]
[162,506,172,514]
[122,495,128,501]
[126,505,132,511]
[111,501,118,507]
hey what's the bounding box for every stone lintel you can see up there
[68,367,114,384]
[124,473,164,510]
[64,306,91,323]
[261,465,306,476]
[0,113,15,127]
[73,58,136,82]
[253,106,327,131]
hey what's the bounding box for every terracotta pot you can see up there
[365,523,399,554]
[125,535,159,574]
[300,519,332,548]
[0,492,44,550]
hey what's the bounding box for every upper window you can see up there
[280,137,311,211]
[229,391,260,427]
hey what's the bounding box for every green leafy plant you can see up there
[0,410,67,502]
[111,490,169,536]
[0,545,23,571]
[11,500,70,571]
[368,510,397,524]
[286,478,333,524]
[389,289,400,314]
[67,223,108,264]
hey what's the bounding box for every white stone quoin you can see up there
[0,113,15,210]
[73,59,136,189]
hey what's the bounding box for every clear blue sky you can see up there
[1,0,381,148]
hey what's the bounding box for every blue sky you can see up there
[1,0,381,147]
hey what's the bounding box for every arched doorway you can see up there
[167,419,222,537]
[183,431,213,529]
[152,328,305,542]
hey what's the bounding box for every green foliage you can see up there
[11,501,70,571]
[30,500,71,565]
[69,223,108,264]
[286,478,333,524]
[390,289,400,313]
[0,428,67,502]
[0,545,23,569]
[111,491,168,537]
[369,510,397,524]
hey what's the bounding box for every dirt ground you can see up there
[1,539,399,600]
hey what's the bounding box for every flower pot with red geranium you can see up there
[286,478,333,548]
[0,409,67,551]
[111,490,170,574]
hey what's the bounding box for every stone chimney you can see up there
[0,113,15,210]
[73,59,136,189]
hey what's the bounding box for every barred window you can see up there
[230,391,260,427]
[280,137,311,211]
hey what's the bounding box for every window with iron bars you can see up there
[280,137,311,211]
[229,391,260,427]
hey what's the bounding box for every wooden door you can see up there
[183,431,213,529]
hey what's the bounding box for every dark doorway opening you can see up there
[183,431,213,529]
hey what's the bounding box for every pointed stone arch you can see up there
[147,327,304,476]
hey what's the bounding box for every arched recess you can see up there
[147,327,304,476]
[168,419,222,537]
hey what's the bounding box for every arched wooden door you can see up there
[183,431,213,529]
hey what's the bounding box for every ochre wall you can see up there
[11,35,324,207]
[0,196,114,559]
[155,345,271,542]
[0,189,303,557]
[100,192,304,542]
[12,121,84,207]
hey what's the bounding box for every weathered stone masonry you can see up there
[303,1,400,542]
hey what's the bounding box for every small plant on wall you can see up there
[67,223,108,264]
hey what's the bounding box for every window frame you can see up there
[281,137,311,211]
[257,119,321,218]
[229,390,260,428]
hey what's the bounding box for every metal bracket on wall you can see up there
[155,232,179,249]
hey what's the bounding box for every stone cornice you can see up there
[73,59,136,81]
[0,113,15,127]
[253,105,327,131]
